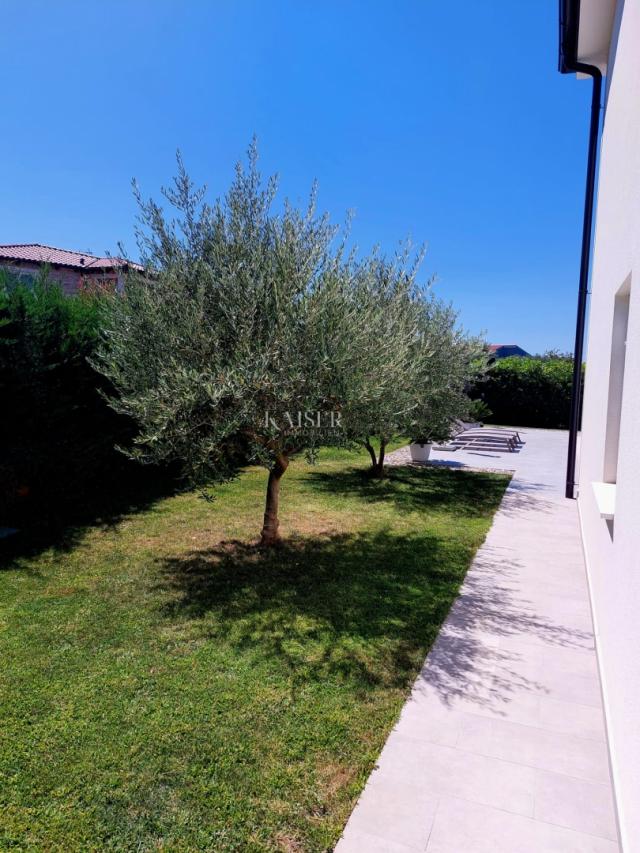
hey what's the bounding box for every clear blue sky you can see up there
[0,1,592,353]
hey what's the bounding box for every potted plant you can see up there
[409,438,432,462]
[409,417,459,462]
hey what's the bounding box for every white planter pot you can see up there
[410,442,432,463]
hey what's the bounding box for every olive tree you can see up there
[341,252,486,476]
[94,144,364,545]
[339,251,422,476]
[406,298,487,443]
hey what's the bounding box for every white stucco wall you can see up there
[578,1,640,849]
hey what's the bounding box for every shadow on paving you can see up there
[414,545,595,714]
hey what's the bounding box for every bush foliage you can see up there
[471,355,577,429]
[0,271,172,541]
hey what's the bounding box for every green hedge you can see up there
[0,272,175,544]
[472,356,578,429]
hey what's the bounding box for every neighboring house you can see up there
[560,0,640,849]
[487,343,530,359]
[0,244,142,295]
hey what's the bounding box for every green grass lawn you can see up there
[0,447,509,852]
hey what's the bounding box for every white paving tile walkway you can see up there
[336,428,619,853]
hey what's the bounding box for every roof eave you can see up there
[559,0,617,76]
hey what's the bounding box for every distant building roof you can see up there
[488,344,531,359]
[0,243,142,271]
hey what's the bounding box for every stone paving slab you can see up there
[335,429,619,852]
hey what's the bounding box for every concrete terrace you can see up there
[336,428,619,853]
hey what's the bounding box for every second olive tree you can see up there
[341,251,485,476]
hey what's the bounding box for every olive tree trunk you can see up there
[364,437,387,478]
[260,452,289,546]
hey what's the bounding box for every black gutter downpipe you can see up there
[564,64,602,499]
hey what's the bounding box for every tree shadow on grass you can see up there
[155,463,589,710]
[305,464,510,518]
[155,530,471,692]
[152,520,584,715]
[0,462,182,569]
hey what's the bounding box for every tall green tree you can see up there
[340,252,485,476]
[406,298,487,444]
[339,251,421,476]
[94,145,363,545]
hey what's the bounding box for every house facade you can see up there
[0,244,142,294]
[561,0,640,849]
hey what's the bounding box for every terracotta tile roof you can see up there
[489,344,531,357]
[0,243,142,271]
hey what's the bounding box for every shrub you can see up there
[467,399,492,423]
[471,355,577,429]
[0,271,172,537]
